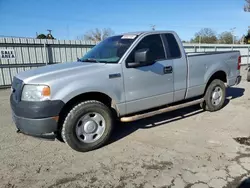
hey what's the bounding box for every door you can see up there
[122,34,174,114]
[162,33,188,102]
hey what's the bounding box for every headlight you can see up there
[21,85,51,101]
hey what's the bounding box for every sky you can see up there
[0,0,250,41]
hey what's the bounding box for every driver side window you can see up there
[126,34,165,63]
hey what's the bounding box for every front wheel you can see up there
[202,79,226,112]
[62,100,114,152]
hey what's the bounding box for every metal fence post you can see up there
[43,41,47,65]
[248,46,249,67]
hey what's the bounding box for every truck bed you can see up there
[186,50,240,57]
[185,50,240,99]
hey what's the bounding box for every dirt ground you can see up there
[1,67,250,188]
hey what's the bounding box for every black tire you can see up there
[54,129,64,143]
[202,79,226,112]
[62,100,114,152]
[199,100,208,111]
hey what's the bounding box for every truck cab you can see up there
[120,31,187,114]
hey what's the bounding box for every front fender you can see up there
[52,80,124,104]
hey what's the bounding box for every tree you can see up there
[83,28,115,42]
[243,29,250,44]
[191,28,218,44]
[36,33,55,39]
[244,0,250,11]
[36,34,47,39]
[46,34,55,39]
[218,31,234,44]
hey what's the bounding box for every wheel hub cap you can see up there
[211,86,223,106]
[212,92,220,100]
[84,120,97,134]
[75,112,106,143]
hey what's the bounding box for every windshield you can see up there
[79,35,137,63]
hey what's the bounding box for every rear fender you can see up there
[204,63,229,85]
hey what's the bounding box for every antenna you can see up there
[47,29,52,35]
[150,25,156,31]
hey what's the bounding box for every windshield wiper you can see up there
[79,58,100,63]
[99,60,117,64]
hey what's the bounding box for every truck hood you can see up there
[15,61,106,84]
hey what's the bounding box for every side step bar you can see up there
[120,98,204,122]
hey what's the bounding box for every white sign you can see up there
[0,49,15,59]
[121,34,137,39]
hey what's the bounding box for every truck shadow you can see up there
[109,87,245,145]
[237,177,250,188]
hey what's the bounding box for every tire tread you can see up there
[203,79,226,112]
[61,100,113,152]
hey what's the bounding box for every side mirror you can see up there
[135,48,149,63]
[127,48,150,68]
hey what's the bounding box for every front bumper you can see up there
[10,92,65,136]
[12,112,58,136]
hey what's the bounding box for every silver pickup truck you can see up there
[10,31,242,152]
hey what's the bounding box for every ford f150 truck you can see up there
[10,31,242,152]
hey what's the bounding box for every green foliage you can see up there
[36,34,47,39]
[46,34,55,39]
[36,33,55,39]
[190,28,241,44]
[218,32,233,44]
[244,30,250,44]
[244,0,250,11]
[191,28,218,44]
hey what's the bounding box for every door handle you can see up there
[164,66,173,74]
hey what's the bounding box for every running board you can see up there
[120,98,204,122]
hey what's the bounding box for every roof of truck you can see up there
[121,30,175,36]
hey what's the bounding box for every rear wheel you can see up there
[61,100,114,152]
[201,79,226,112]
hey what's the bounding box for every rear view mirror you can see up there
[127,48,150,68]
[135,48,149,63]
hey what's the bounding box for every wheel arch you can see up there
[57,91,119,130]
[204,70,227,95]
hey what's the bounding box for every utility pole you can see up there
[199,35,201,51]
[230,27,236,44]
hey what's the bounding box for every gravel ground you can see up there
[0,67,250,188]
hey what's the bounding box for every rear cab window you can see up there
[164,33,181,59]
